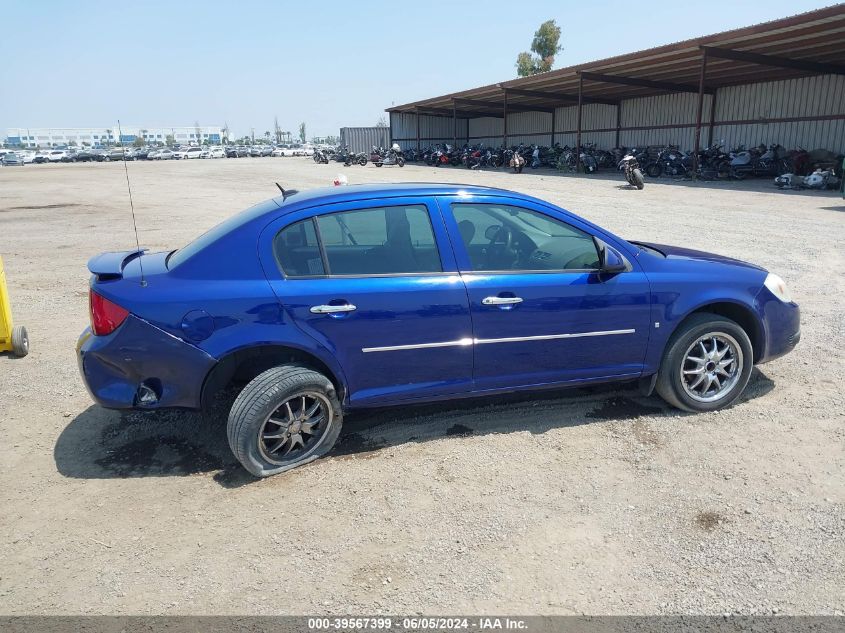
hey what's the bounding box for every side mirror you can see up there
[595,239,627,274]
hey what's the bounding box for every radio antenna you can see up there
[117,119,146,287]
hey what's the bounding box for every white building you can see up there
[5,125,225,148]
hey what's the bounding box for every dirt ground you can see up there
[0,158,843,616]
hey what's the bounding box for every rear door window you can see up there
[316,205,441,276]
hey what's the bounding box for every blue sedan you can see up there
[77,183,800,477]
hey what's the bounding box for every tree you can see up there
[264,130,271,142]
[298,122,306,143]
[515,19,562,77]
[195,120,202,145]
[133,137,145,148]
[222,122,231,144]
[274,116,282,144]
[165,134,175,147]
[376,116,388,127]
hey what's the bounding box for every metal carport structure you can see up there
[387,4,845,170]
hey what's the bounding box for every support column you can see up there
[693,49,708,177]
[707,89,717,146]
[550,108,556,146]
[452,100,457,147]
[415,108,420,153]
[502,89,508,148]
[576,73,583,171]
[615,102,622,149]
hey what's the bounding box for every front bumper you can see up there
[756,288,801,364]
[76,315,217,409]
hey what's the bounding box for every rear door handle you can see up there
[310,303,357,314]
[482,296,523,306]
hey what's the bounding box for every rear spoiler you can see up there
[87,248,147,281]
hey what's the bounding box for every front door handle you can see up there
[482,296,523,306]
[310,303,357,314]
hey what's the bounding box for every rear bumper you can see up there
[76,315,216,409]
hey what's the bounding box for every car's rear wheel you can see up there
[655,314,753,412]
[227,365,342,477]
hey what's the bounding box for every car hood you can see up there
[633,241,765,271]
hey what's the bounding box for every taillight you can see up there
[89,290,129,336]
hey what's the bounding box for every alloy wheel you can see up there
[257,392,332,464]
[680,333,744,403]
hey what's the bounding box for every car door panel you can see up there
[258,197,474,407]
[438,196,652,390]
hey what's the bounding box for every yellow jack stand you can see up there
[0,255,29,357]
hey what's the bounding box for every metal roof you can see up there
[387,4,845,118]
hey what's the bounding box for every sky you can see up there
[0,0,837,139]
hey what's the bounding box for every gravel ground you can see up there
[0,158,843,615]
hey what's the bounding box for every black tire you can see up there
[227,365,342,477]
[655,314,753,413]
[374,162,382,167]
[358,156,367,166]
[645,162,662,178]
[11,325,29,357]
[632,168,645,190]
[716,161,731,179]
[397,157,405,167]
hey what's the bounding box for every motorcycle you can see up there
[645,145,691,178]
[580,150,598,174]
[775,168,841,190]
[507,148,525,173]
[373,144,405,167]
[730,144,784,179]
[344,151,368,167]
[312,148,329,164]
[619,152,645,189]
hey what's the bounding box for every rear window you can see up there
[168,204,270,269]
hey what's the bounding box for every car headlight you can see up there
[764,273,793,303]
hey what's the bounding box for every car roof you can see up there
[271,182,536,212]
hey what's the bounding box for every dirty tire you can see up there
[11,325,29,357]
[632,168,645,189]
[227,365,342,477]
[656,314,753,413]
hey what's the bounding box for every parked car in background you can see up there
[132,147,152,160]
[21,151,37,164]
[249,146,263,157]
[273,145,297,157]
[47,150,68,162]
[61,150,80,162]
[260,146,273,157]
[225,146,239,158]
[103,148,129,161]
[175,147,203,160]
[208,147,225,159]
[154,149,177,160]
[76,183,800,477]
[32,152,51,163]
[2,152,25,166]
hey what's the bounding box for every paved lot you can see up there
[0,159,843,615]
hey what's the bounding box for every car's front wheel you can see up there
[227,365,342,477]
[655,314,753,412]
